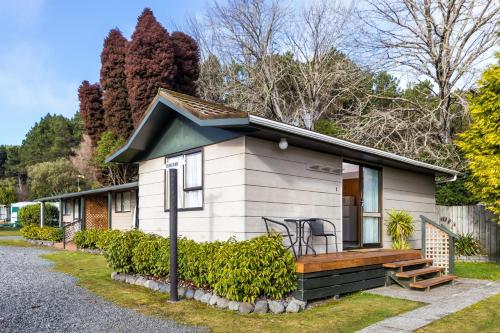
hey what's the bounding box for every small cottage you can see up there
[104,89,458,253]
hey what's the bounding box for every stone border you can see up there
[111,272,307,314]
[24,239,101,254]
[26,239,57,247]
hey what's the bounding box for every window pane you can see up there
[74,200,80,218]
[165,156,184,209]
[184,190,202,208]
[116,193,122,212]
[363,217,379,244]
[362,167,379,213]
[185,152,202,188]
[122,192,131,211]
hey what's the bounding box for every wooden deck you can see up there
[295,249,422,273]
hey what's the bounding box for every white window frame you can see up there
[115,191,132,213]
[164,149,203,211]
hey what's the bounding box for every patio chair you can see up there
[261,217,298,259]
[305,218,338,255]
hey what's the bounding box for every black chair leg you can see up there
[306,236,310,255]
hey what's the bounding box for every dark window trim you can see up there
[164,148,204,212]
[115,191,132,213]
[62,199,72,216]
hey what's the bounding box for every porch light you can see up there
[279,138,288,150]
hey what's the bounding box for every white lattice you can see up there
[425,223,450,274]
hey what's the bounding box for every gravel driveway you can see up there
[0,245,206,333]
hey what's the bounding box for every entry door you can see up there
[361,166,381,246]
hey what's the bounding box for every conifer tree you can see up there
[125,8,176,126]
[100,28,133,139]
[78,80,105,145]
[170,31,200,96]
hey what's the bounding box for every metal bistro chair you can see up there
[305,218,338,256]
[261,217,298,259]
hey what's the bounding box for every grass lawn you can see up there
[0,227,21,237]
[455,262,500,280]
[417,293,500,333]
[0,239,32,247]
[35,250,422,333]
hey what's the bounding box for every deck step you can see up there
[395,266,443,278]
[383,258,433,269]
[410,275,457,289]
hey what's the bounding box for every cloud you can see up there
[0,0,45,24]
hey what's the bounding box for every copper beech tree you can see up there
[78,80,105,146]
[125,8,176,126]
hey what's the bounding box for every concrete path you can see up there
[0,245,206,333]
[0,235,22,240]
[358,278,500,332]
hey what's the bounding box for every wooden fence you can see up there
[436,205,499,258]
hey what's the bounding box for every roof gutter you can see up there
[249,115,458,176]
[436,174,458,184]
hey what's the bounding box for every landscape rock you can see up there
[177,287,186,298]
[193,289,205,301]
[253,300,268,314]
[228,301,239,311]
[216,297,228,309]
[268,300,285,314]
[125,275,137,285]
[286,301,301,313]
[135,277,147,287]
[238,302,254,314]
[110,272,118,280]
[145,280,160,291]
[157,282,169,293]
[185,289,195,299]
[200,292,212,304]
[290,298,307,310]
[209,294,219,306]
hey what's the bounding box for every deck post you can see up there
[107,191,112,230]
[40,202,45,227]
[80,196,85,230]
[135,190,139,229]
[169,169,178,302]
[59,199,63,227]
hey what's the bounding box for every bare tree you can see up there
[361,0,499,144]
[286,1,361,129]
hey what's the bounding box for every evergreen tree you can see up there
[78,80,106,145]
[170,31,200,96]
[100,28,133,139]
[20,114,82,167]
[125,8,176,126]
[457,57,500,218]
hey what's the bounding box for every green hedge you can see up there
[18,204,59,227]
[101,230,296,302]
[20,225,63,242]
[74,229,122,251]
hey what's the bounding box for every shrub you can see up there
[18,204,59,227]
[132,238,169,276]
[455,233,483,256]
[209,234,296,302]
[96,229,122,251]
[74,229,103,249]
[104,232,297,302]
[178,238,227,288]
[387,209,415,250]
[105,230,149,273]
[20,225,63,242]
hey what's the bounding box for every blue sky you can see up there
[0,0,206,145]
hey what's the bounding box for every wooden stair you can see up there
[384,258,456,291]
[410,275,457,291]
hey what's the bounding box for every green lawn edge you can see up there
[454,262,500,280]
[32,250,423,333]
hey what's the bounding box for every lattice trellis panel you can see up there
[63,221,80,243]
[85,196,108,230]
[425,223,450,274]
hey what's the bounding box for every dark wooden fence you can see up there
[436,205,499,258]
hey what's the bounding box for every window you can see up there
[73,199,80,219]
[115,191,132,213]
[63,199,72,216]
[165,150,203,210]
